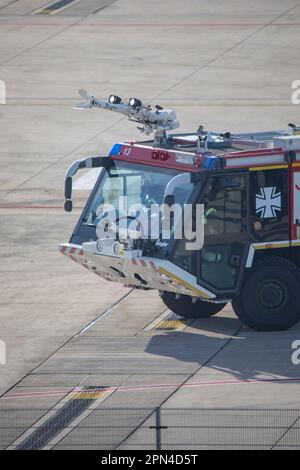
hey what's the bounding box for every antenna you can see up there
[75,90,180,146]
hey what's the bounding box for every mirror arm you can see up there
[163,172,192,206]
[64,156,110,212]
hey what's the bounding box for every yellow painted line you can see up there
[155,320,187,330]
[72,390,106,400]
[159,267,210,298]
[250,164,288,172]
[292,162,300,167]
[144,309,193,331]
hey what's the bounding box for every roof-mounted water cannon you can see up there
[75,90,180,146]
[196,125,232,151]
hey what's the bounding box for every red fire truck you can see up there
[60,91,300,331]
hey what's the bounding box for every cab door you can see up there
[197,172,249,294]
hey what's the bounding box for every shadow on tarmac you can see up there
[145,314,300,381]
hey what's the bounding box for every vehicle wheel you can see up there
[232,257,300,331]
[160,292,227,318]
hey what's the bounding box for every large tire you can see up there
[161,292,226,319]
[232,257,300,331]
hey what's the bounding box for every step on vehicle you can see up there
[60,90,300,331]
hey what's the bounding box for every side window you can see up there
[204,174,246,235]
[200,173,247,290]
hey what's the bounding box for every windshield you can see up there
[82,161,194,228]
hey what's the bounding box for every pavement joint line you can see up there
[152,0,300,99]
[0,115,125,202]
[135,308,168,335]
[117,324,244,447]
[0,0,19,11]
[76,288,134,336]
[0,14,85,67]
[92,0,117,15]
[0,289,133,400]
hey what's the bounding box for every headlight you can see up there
[129,97,142,109]
[109,95,122,104]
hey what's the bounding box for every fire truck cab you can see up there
[60,92,300,331]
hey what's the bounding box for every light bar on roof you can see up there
[224,153,285,168]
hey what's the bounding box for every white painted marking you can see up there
[32,0,81,16]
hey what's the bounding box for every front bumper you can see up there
[58,242,215,300]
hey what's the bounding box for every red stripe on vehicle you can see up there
[150,261,158,271]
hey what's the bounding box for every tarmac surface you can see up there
[0,0,300,449]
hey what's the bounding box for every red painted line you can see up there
[1,23,300,27]
[3,377,300,400]
[0,205,84,209]
[0,205,63,209]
